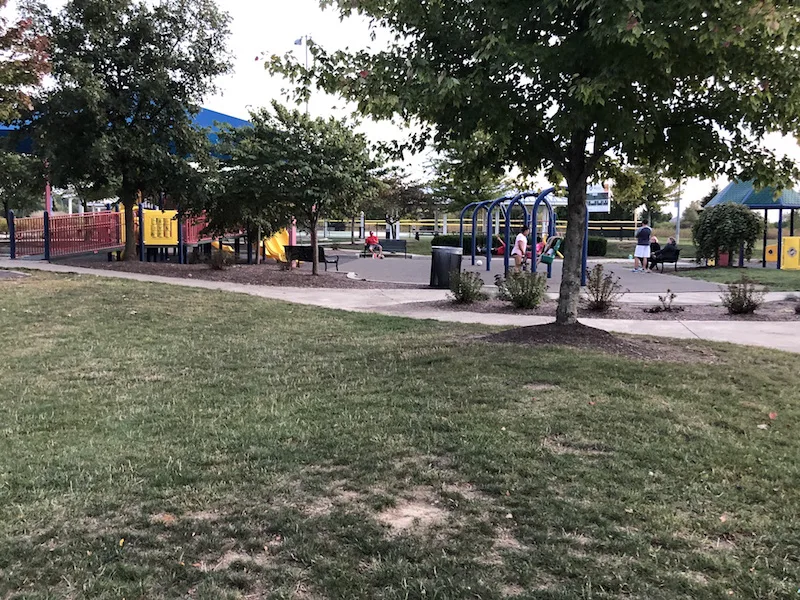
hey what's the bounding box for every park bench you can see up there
[284,245,340,271]
[360,238,410,258]
[651,247,681,272]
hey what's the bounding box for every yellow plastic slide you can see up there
[211,240,235,253]
[263,229,290,262]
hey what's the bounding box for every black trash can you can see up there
[430,246,463,289]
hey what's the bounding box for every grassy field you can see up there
[327,237,434,256]
[2,274,799,599]
[675,266,800,292]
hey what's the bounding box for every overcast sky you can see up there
[14,0,800,213]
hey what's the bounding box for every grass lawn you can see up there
[2,274,799,599]
[675,267,800,292]
[605,239,697,260]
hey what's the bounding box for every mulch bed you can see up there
[57,259,424,290]
[412,298,800,322]
[484,322,718,363]
[0,270,28,280]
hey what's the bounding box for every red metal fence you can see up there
[13,214,46,258]
[48,211,123,258]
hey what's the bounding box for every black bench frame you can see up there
[360,238,410,259]
[651,248,681,272]
[284,245,340,271]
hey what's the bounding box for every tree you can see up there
[693,204,762,265]
[427,136,508,211]
[613,164,679,223]
[366,172,432,238]
[700,185,720,208]
[271,1,800,325]
[681,201,701,228]
[0,0,49,123]
[34,0,231,259]
[0,149,44,219]
[214,102,377,275]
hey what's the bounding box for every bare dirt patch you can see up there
[58,258,422,289]
[501,584,525,597]
[183,510,221,522]
[377,489,448,533]
[494,528,527,551]
[207,550,274,572]
[485,322,717,363]
[524,382,558,392]
[542,435,612,457]
[149,513,177,526]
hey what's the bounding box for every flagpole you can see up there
[304,35,309,115]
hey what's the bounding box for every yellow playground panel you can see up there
[782,237,800,270]
[142,210,178,246]
[765,243,779,263]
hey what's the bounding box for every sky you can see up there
[12,0,800,215]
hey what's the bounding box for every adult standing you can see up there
[633,220,653,272]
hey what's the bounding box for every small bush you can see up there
[495,271,548,309]
[587,237,608,257]
[210,248,235,270]
[720,276,766,314]
[448,270,487,304]
[585,264,625,311]
[644,289,685,314]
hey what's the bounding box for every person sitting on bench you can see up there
[365,231,384,259]
[651,236,677,270]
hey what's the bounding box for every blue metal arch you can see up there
[500,192,538,273]
[530,187,558,278]
[459,202,482,249]
[471,201,495,265]
[481,195,515,268]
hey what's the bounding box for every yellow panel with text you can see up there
[142,210,179,246]
[781,237,800,270]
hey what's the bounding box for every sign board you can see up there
[587,185,612,214]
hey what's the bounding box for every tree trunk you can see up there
[2,200,9,222]
[351,216,356,245]
[310,216,319,275]
[123,196,137,261]
[556,177,589,325]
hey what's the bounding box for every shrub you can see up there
[587,236,608,257]
[720,275,766,314]
[795,303,800,316]
[585,264,625,311]
[448,270,487,304]
[209,247,235,270]
[692,203,762,264]
[644,289,685,314]
[495,271,548,309]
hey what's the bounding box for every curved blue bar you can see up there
[530,187,558,278]
[502,192,538,273]
[483,195,514,270]
[471,202,492,265]
[459,202,481,249]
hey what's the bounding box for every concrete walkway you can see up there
[3,260,799,354]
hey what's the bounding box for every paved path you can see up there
[3,260,799,354]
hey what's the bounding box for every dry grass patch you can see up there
[542,435,612,457]
[376,488,449,533]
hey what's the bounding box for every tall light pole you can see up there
[675,179,682,244]
[294,35,311,114]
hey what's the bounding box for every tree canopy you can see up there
[34,0,231,259]
[693,203,762,264]
[612,164,679,223]
[364,171,432,237]
[213,102,377,274]
[0,149,44,219]
[0,0,49,123]
[271,0,800,324]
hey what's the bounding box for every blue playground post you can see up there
[778,208,783,270]
[530,188,557,278]
[8,210,15,259]
[43,211,51,261]
[459,201,480,251]
[485,196,514,270]
[177,212,185,265]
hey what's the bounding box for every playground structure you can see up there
[707,181,800,270]
[459,188,589,285]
